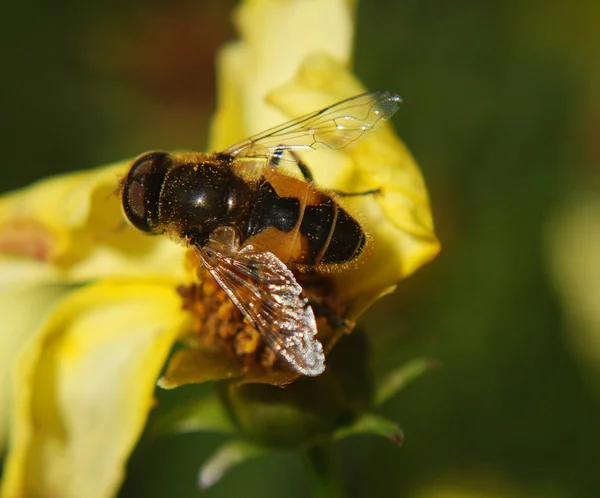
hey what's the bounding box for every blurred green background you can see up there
[2,0,599,496]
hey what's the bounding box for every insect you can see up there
[121,91,402,376]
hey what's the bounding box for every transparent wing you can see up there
[222,91,402,161]
[194,244,325,376]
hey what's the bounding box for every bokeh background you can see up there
[2,0,599,496]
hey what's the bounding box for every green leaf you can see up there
[375,357,440,407]
[303,443,345,498]
[333,413,404,446]
[152,394,235,436]
[198,439,266,490]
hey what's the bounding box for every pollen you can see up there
[177,249,353,375]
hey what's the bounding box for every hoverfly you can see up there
[121,91,402,376]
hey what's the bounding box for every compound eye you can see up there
[121,152,170,233]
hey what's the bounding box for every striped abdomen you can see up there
[243,173,366,267]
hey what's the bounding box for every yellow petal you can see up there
[269,54,440,315]
[0,163,125,260]
[0,259,68,453]
[209,0,356,150]
[158,349,299,390]
[1,282,188,498]
[158,349,244,389]
[0,162,187,283]
[208,0,439,317]
[547,193,600,379]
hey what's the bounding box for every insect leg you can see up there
[268,145,285,168]
[332,188,381,197]
[264,147,316,182]
[270,146,377,195]
[289,151,315,183]
[308,299,354,332]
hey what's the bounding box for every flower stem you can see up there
[304,443,345,498]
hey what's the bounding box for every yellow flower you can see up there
[0,0,439,496]
[0,165,190,498]
[212,0,438,312]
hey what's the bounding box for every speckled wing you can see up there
[194,244,325,376]
[222,91,402,161]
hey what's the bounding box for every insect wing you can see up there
[223,91,402,161]
[195,244,325,376]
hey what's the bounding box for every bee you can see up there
[121,91,401,376]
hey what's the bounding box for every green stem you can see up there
[304,443,345,498]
